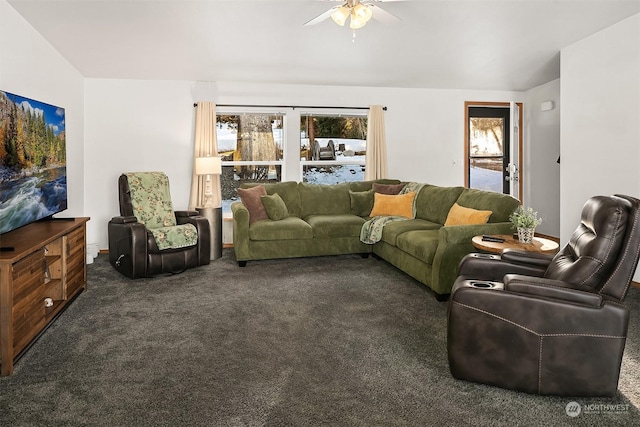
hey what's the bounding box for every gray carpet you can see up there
[1,250,640,426]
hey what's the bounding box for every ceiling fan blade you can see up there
[304,7,338,26]
[368,4,401,24]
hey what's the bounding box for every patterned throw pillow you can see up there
[237,185,269,224]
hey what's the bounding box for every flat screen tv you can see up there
[0,90,67,235]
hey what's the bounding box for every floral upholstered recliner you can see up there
[108,171,211,278]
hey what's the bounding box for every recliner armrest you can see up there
[457,252,548,281]
[501,249,554,268]
[175,215,211,265]
[175,210,200,218]
[110,215,139,224]
[107,219,148,279]
[504,274,602,307]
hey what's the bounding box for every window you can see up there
[300,113,367,184]
[216,108,369,213]
[216,112,284,212]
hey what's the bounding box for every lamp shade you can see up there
[195,156,222,175]
[331,5,350,26]
[350,4,373,30]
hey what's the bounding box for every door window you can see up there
[467,106,510,193]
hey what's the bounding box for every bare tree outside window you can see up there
[217,113,283,207]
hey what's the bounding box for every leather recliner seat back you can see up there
[119,175,135,217]
[544,195,639,300]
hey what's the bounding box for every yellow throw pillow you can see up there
[369,192,416,219]
[445,203,492,226]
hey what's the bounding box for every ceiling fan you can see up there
[304,0,406,30]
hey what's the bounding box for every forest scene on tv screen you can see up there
[0,90,67,234]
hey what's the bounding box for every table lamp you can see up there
[195,156,222,208]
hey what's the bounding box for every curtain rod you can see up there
[193,103,386,111]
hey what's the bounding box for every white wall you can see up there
[85,79,522,249]
[0,0,85,217]
[523,79,561,237]
[84,79,197,248]
[561,14,640,278]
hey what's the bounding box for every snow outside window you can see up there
[300,113,367,184]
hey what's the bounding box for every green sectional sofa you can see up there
[232,180,519,299]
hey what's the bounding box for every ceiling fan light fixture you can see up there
[352,3,373,23]
[349,3,372,30]
[349,15,366,30]
[331,6,350,27]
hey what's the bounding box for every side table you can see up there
[471,234,559,255]
[197,206,223,260]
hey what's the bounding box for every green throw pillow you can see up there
[261,193,289,221]
[349,189,374,217]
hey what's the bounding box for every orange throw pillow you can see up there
[369,192,416,219]
[444,203,492,226]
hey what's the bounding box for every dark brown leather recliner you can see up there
[108,172,210,279]
[447,194,640,396]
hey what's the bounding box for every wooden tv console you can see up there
[0,217,90,376]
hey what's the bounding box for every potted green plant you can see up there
[509,206,543,243]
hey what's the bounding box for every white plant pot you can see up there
[517,227,535,243]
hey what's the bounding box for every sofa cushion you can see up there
[373,182,406,195]
[306,214,366,238]
[455,188,519,223]
[237,185,269,224]
[396,229,441,264]
[248,216,313,241]
[299,182,351,216]
[380,219,442,246]
[370,192,416,219]
[415,185,465,224]
[349,189,374,217]
[444,203,492,226]
[261,193,289,221]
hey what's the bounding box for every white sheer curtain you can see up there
[189,102,221,209]
[364,105,388,180]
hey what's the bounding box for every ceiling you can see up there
[7,0,640,91]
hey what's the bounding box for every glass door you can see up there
[465,102,522,199]
[508,102,521,200]
[467,106,510,193]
